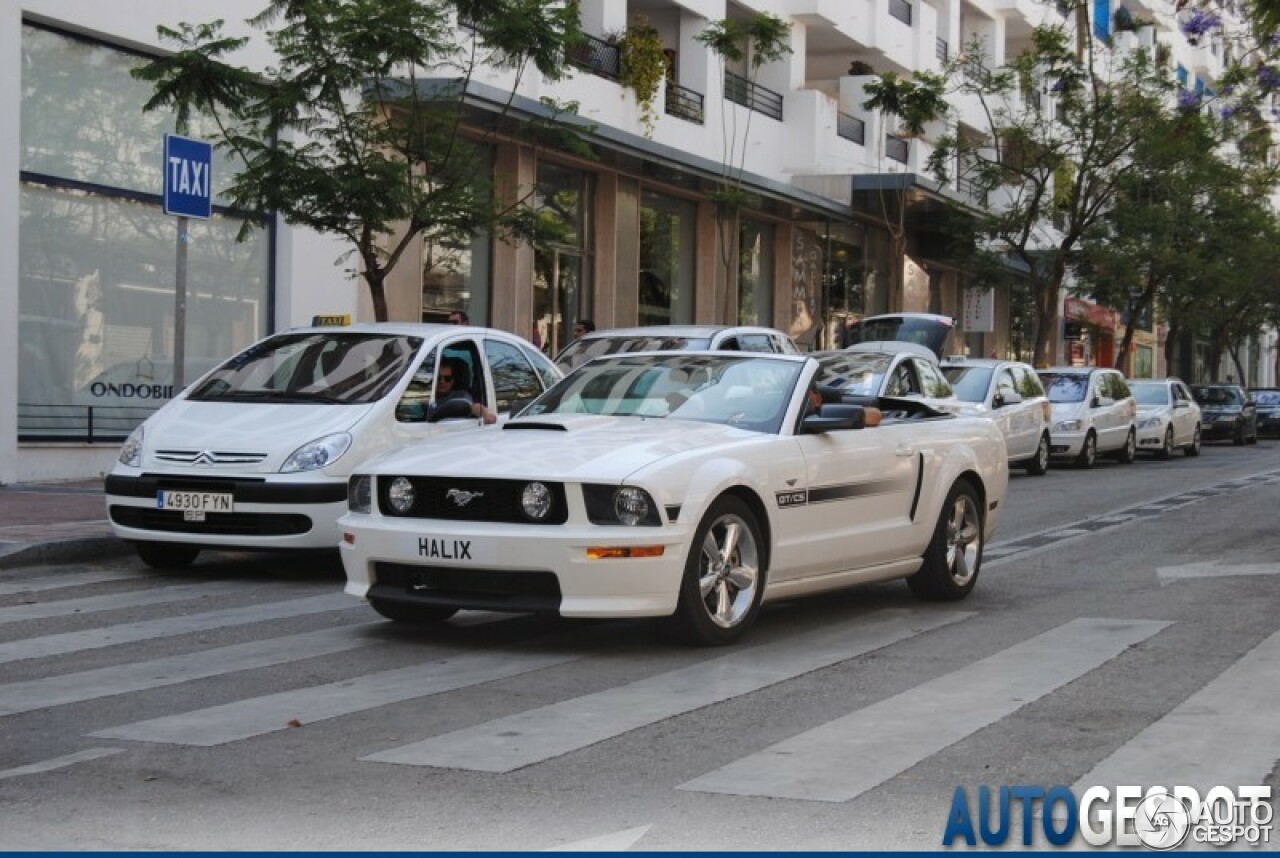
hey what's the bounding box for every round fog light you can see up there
[387,477,416,514]
[522,482,552,520]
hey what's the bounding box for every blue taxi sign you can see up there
[163,133,213,219]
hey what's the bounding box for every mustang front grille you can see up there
[376,477,568,524]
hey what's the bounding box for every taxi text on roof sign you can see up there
[312,314,352,326]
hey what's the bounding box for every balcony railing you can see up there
[18,403,153,443]
[665,81,705,124]
[568,33,620,80]
[837,112,866,144]
[724,71,784,121]
[885,134,909,164]
[889,0,913,25]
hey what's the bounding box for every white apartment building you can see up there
[0,0,1249,483]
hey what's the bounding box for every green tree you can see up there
[133,0,585,321]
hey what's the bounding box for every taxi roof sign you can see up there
[312,314,352,326]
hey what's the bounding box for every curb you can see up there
[0,536,133,570]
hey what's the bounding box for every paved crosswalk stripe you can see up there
[678,617,1170,802]
[0,593,355,666]
[0,571,139,596]
[0,748,124,781]
[0,624,381,716]
[1071,628,1280,794]
[361,608,974,773]
[0,581,251,625]
[89,649,580,746]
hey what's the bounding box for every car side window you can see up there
[520,343,560,389]
[484,339,544,413]
[1110,374,1131,400]
[442,340,486,406]
[885,360,918,396]
[916,360,952,398]
[395,347,438,422]
[736,334,772,353]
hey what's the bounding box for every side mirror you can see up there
[426,397,476,422]
[995,391,1023,408]
[801,404,866,434]
[1093,395,1114,408]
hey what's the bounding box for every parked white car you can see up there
[106,323,561,568]
[1036,367,1138,468]
[812,344,958,414]
[339,352,1008,645]
[555,325,799,372]
[942,357,1053,475]
[1129,378,1202,459]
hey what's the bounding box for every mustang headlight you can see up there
[387,477,415,514]
[1137,416,1161,429]
[583,485,662,526]
[1054,419,1083,433]
[281,432,352,473]
[521,482,553,521]
[118,425,144,467]
[348,474,372,513]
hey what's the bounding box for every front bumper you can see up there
[1199,417,1242,440]
[1135,422,1168,450]
[105,472,348,550]
[339,512,692,618]
[1048,430,1087,458]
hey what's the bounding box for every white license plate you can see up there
[157,490,234,514]
[404,534,494,564]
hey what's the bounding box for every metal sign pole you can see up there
[174,216,188,391]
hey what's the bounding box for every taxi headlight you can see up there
[348,474,372,513]
[1137,416,1161,429]
[387,477,415,514]
[118,425,144,467]
[1054,419,1083,432]
[521,482,553,521]
[281,432,352,473]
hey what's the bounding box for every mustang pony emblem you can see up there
[446,488,484,507]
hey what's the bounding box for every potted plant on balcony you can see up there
[847,60,876,76]
[618,18,667,136]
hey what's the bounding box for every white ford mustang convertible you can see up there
[340,352,1008,644]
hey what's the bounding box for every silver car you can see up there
[942,357,1053,475]
[1129,378,1202,459]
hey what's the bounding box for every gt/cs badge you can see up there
[775,490,808,508]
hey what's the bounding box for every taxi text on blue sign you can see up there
[162,133,213,219]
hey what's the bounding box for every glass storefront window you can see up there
[533,162,592,356]
[639,191,696,325]
[738,220,775,326]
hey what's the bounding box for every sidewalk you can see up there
[0,479,130,570]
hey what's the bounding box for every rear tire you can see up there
[1184,425,1201,457]
[1157,427,1174,460]
[1076,432,1097,469]
[369,599,458,624]
[1023,433,1050,476]
[908,480,983,601]
[1115,429,1137,464]
[672,495,766,646]
[135,542,199,569]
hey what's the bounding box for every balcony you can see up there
[725,71,784,121]
[568,33,620,81]
[665,81,704,125]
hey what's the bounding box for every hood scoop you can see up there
[503,421,568,432]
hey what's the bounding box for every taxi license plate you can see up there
[157,491,234,517]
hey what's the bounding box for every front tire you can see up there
[136,542,199,569]
[369,599,458,624]
[1184,425,1201,457]
[1076,432,1097,469]
[1024,433,1050,476]
[908,480,983,601]
[1157,427,1174,460]
[1115,429,1137,464]
[672,496,766,646]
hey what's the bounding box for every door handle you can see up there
[895,445,915,458]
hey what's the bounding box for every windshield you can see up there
[941,366,994,403]
[813,353,893,398]
[523,354,803,434]
[1130,383,1171,407]
[187,333,423,405]
[844,315,952,357]
[555,335,713,372]
[1192,386,1243,407]
[1039,373,1090,403]
[1253,390,1280,407]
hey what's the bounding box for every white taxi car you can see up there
[812,343,958,414]
[941,357,1053,475]
[106,324,560,568]
[1130,378,1202,459]
[1036,367,1139,468]
[339,352,1008,645]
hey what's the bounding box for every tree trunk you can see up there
[366,273,389,322]
[1229,345,1247,386]
[1114,281,1154,372]
[1032,280,1059,368]
[1164,322,1181,380]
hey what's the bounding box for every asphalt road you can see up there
[1,440,1278,850]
